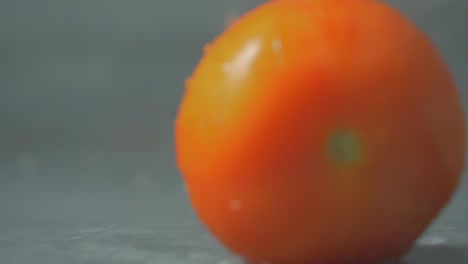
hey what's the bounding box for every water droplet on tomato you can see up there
[184,181,190,195]
[203,44,212,53]
[272,39,285,66]
[229,200,242,211]
[272,39,282,51]
[184,77,192,88]
[198,118,207,129]
[222,63,232,72]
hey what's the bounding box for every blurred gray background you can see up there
[0,1,467,263]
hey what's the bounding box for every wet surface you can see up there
[0,147,467,264]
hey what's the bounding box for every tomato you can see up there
[174,0,466,263]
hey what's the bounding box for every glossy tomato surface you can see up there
[175,0,466,263]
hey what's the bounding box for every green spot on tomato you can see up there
[327,129,363,167]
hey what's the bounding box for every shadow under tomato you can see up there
[404,243,468,264]
[232,243,468,264]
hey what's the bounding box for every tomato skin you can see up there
[175,0,466,263]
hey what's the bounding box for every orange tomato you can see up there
[174,0,466,263]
